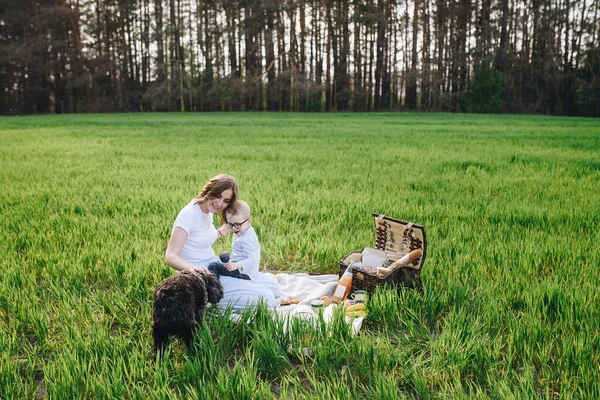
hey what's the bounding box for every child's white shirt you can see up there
[230,226,261,280]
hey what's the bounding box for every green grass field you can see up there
[1,113,599,398]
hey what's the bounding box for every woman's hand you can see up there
[218,224,232,236]
[192,265,211,275]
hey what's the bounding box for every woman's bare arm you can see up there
[165,227,210,274]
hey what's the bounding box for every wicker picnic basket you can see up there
[338,214,427,294]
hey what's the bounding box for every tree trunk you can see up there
[352,0,363,111]
[406,0,418,110]
[421,0,431,109]
[326,0,334,111]
[265,1,277,111]
[374,0,384,110]
[336,0,351,111]
[495,0,509,71]
[368,25,375,111]
[298,0,307,110]
[276,5,288,111]
[381,1,391,109]
[155,0,165,85]
[563,0,573,115]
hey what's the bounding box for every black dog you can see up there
[152,269,224,355]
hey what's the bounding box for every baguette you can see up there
[377,249,423,277]
[388,249,422,270]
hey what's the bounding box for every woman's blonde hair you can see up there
[194,174,238,222]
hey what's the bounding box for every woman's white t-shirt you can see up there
[173,201,218,265]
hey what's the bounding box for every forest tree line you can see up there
[1,0,599,116]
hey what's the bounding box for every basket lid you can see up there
[372,214,427,269]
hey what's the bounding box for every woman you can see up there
[165,174,278,310]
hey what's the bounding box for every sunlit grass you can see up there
[1,112,599,398]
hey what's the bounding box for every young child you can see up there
[208,200,280,298]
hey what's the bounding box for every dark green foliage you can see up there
[1,1,597,116]
[462,61,504,114]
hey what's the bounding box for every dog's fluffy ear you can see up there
[204,274,225,304]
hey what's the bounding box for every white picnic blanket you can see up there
[273,273,364,335]
[274,273,339,304]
